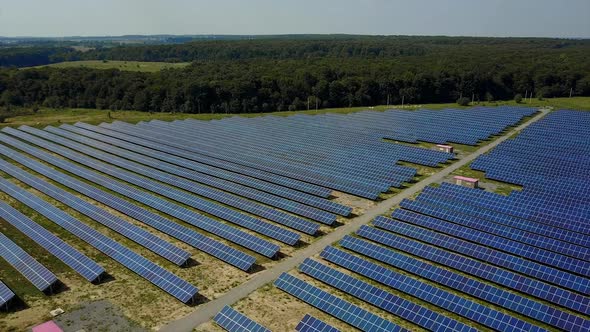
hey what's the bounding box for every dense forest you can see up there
[0,36,589,114]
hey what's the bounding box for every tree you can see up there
[485,92,494,102]
[514,94,523,103]
[456,97,470,106]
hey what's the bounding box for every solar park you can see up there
[1,106,589,331]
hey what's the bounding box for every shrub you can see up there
[456,97,470,106]
[514,94,523,103]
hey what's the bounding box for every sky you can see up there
[0,0,589,38]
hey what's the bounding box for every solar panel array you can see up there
[213,305,271,332]
[471,109,590,205]
[270,109,590,330]
[0,232,58,292]
[296,314,340,332]
[0,173,199,303]
[0,107,535,307]
[0,281,15,308]
[0,195,105,282]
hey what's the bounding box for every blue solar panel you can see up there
[335,238,590,330]
[213,305,270,332]
[52,124,343,224]
[0,177,199,302]
[0,281,15,308]
[296,314,340,332]
[67,123,352,216]
[274,273,406,332]
[393,204,590,275]
[299,258,476,332]
[0,195,105,282]
[0,232,58,292]
[31,125,319,238]
[0,158,191,267]
[0,141,255,270]
[1,128,280,259]
[318,247,546,332]
[0,136,256,271]
[366,219,589,295]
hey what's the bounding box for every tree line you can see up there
[0,36,589,114]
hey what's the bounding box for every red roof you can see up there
[453,176,478,183]
[32,321,63,332]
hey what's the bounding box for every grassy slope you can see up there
[26,60,190,72]
[2,97,589,129]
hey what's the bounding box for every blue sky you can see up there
[1,0,588,38]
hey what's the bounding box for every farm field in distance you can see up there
[26,60,191,72]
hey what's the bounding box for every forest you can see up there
[0,36,589,114]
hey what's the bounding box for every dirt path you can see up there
[160,108,550,332]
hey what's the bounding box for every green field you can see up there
[27,60,191,72]
[2,97,589,129]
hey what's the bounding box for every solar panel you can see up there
[318,247,546,332]
[299,258,476,332]
[0,281,15,308]
[66,123,352,216]
[0,128,280,259]
[0,196,105,282]
[213,305,270,332]
[0,140,256,271]
[335,238,590,330]
[295,314,340,332]
[0,159,191,267]
[393,204,589,274]
[32,125,321,236]
[0,177,199,302]
[274,273,406,332]
[50,125,341,224]
[0,232,58,292]
[365,219,589,295]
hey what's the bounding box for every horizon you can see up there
[1,0,589,39]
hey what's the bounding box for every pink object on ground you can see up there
[32,321,63,332]
[453,176,478,183]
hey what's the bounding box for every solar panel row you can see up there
[0,177,199,303]
[0,158,191,266]
[213,305,270,332]
[0,195,105,282]
[0,281,15,308]
[46,125,338,226]
[274,273,406,332]
[299,258,476,332]
[0,135,257,271]
[20,126,307,243]
[336,237,590,330]
[0,232,58,292]
[65,123,352,216]
[318,247,543,332]
[295,314,340,332]
[0,128,281,258]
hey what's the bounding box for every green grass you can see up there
[26,60,191,72]
[2,97,589,129]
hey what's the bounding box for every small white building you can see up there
[436,144,454,153]
[453,176,479,189]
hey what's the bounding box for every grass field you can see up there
[26,60,191,72]
[2,97,589,129]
